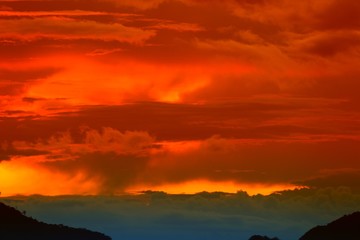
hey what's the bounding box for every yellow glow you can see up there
[0,157,99,197]
[126,180,301,196]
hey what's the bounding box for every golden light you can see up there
[126,179,301,196]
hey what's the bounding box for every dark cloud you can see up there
[140,139,360,186]
[0,0,117,12]
[0,143,49,161]
[22,97,45,103]
[0,67,60,96]
[296,31,360,57]
[315,0,360,30]
[5,127,157,193]
[0,68,59,82]
[234,0,266,5]
[6,126,360,192]
[45,152,149,194]
[0,101,331,142]
[297,169,360,191]
[0,18,154,44]
[183,75,281,100]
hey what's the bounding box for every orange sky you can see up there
[0,0,359,196]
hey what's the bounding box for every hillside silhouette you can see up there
[0,202,111,240]
[249,211,360,240]
[248,235,279,240]
[299,212,360,240]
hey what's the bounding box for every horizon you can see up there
[2,186,360,240]
[0,186,309,198]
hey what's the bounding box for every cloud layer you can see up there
[0,0,359,195]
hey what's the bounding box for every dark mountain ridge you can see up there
[299,211,360,240]
[249,212,360,240]
[0,202,111,240]
[2,199,359,240]
[248,235,279,240]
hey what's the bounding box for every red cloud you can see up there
[0,0,359,195]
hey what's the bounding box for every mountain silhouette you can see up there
[248,235,279,240]
[299,212,360,240]
[0,202,111,240]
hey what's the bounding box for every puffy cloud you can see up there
[81,127,156,155]
[11,127,156,157]
[3,128,156,194]
[2,124,360,195]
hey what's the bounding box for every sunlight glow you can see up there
[126,180,301,196]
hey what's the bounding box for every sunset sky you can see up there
[1,0,360,197]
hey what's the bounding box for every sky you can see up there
[0,0,360,197]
